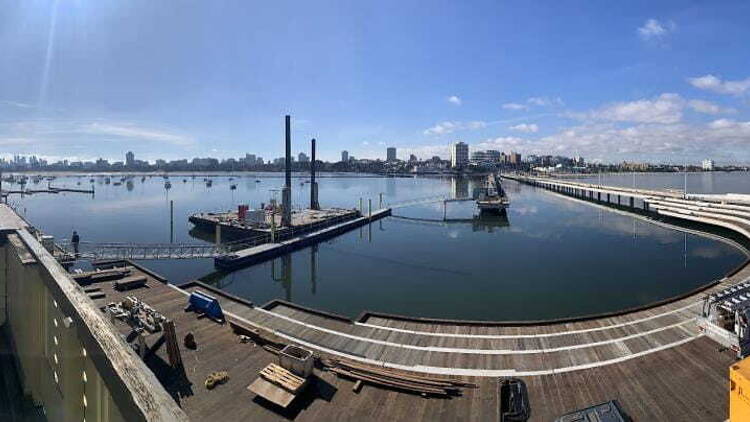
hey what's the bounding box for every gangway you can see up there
[56,233,275,260]
[57,240,227,260]
[387,195,474,209]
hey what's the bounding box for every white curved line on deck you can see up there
[266,319,704,377]
[354,300,700,339]
[255,307,697,355]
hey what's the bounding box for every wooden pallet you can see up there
[259,363,306,393]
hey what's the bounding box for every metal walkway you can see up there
[56,241,228,260]
[387,195,474,209]
[54,212,368,261]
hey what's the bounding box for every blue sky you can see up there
[1,0,749,164]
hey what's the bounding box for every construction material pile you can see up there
[322,358,476,397]
[105,296,167,333]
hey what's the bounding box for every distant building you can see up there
[409,154,418,162]
[702,159,715,171]
[450,142,469,168]
[574,156,585,166]
[470,150,502,163]
[298,152,309,162]
[125,151,135,167]
[341,150,349,162]
[387,147,397,162]
[508,151,521,165]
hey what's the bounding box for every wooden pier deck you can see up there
[73,257,746,420]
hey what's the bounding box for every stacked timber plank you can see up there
[260,363,306,393]
[323,358,476,396]
[114,276,148,291]
[73,267,131,284]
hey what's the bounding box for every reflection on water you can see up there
[8,172,750,321]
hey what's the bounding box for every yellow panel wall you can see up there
[730,359,750,421]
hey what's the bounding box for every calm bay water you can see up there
[8,171,749,321]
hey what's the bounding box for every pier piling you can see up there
[170,200,174,243]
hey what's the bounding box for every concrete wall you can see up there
[0,224,187,422]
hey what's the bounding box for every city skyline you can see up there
[1,1,749,164]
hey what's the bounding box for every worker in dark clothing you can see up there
[71,231,80,255]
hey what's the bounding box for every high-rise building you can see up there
[702,159,714,171]
[509,151,521,165]
[387,147,397,161]
[125,151,135,167]
[450,142,469,168]
[341,150,349,162]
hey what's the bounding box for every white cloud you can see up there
[405,116,750,164]
[539,120,750,162]
[447,95,462,106]
[587,93,684,124]
[637,18,676,40]
[0,118,195,160]
[475,136,528,151]
[81,123,193,146]
[399,144,450,160]
[0,137,34,147]
[0,100,34,109]
[688,74,750,96]
[687,99,735,115]
[509,123,539,133]
[423,120,486,136]
[708,118,750,130]
[527,96,564,107]
[502,103,528,111]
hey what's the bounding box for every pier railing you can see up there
[387,194,474,209]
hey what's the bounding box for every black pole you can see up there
[310,138,319,210]
[170,200,174,243]
[311,138,316,185]
[282,115,293,226]
[285,115,291,189]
